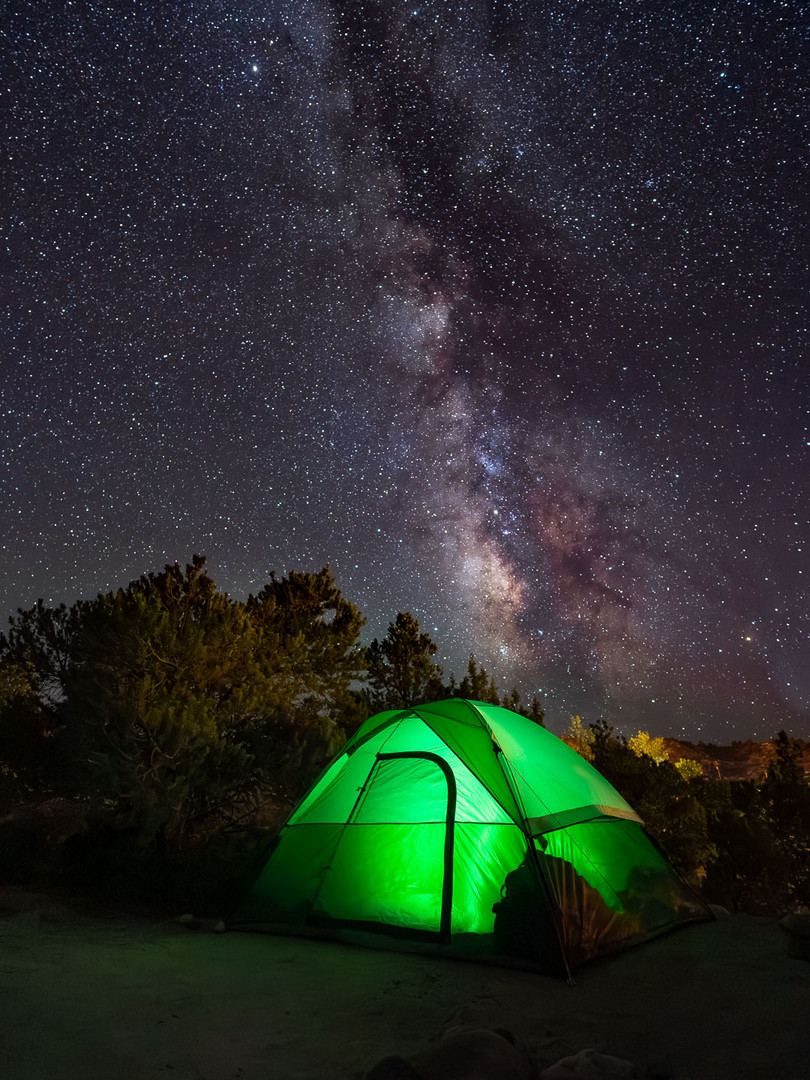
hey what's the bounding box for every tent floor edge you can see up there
[224,829,286,927]
[574,908,713,973]
[228,919,569,976]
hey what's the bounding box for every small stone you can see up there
[364,1056,421,1080]
[779,914,810,939]
[417,1028,534,1080]
[540,1048,637,1078]
[779,914,810,960]
[708,903,731,920]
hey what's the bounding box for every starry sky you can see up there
[3,1,807,741]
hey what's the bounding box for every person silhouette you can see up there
[492,855,557,961]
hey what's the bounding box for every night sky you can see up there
[3,1,807,741]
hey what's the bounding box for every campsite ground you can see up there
[1,886,807,1080]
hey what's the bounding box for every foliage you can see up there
[457,655,500,704]
[765,729,806,789]
[581,719,810,912]
[522,695,546,726]
[628,730,668,764]
[243,566,367,793]
[586,719,717,889]
[365,612,445,710]
[246,566,366,725]
[54,556,266,842]
[1,599,78,708]
[448,656,544,725]
[0,558,366,847]
[565,715,594,760]
[700,779,791,913]
[2,557,808,917]
[674,758,705,781]
[0,657,43,783]
[759,731,810,907]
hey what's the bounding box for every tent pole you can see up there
[306,756,379,921]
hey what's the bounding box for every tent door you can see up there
[311,751,457,941]
[380,752,457,941]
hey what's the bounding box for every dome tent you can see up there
[231,699,709,975]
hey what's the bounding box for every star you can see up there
[1,0,805,741]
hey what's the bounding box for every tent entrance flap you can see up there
[526,804,643,835]
[309,751,457,941]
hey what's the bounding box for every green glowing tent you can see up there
[231,699,709,974]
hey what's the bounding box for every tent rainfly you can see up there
[231,699,710,975]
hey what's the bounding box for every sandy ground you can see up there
[0,888,808,1080]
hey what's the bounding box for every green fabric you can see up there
[413,700,523,822]
[348,708,413,752]
[289,734,383,826]
[286,752,351,826]
[312,822,446,931]
[293,715,512,827]
[313,753,450,931]
[542,819,673,912]
[525,804,642,835]
[354,754,448,824]
[232,698,708,971]
[235,823,342,926]
[293,747,518,932]
[476,703,637,823]
[451,822,527,934]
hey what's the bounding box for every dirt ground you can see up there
[1,887,808,1080]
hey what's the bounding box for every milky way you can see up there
[3,1,807,739]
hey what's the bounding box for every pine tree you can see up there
[245,566,366,784]
[1,558,368,842]
[524,695,545,726]
[457,655,500,704]
[247,566,365,721]
[365,612,444,710]
[57,556,263,841]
